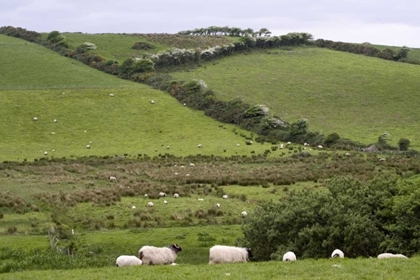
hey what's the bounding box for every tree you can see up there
[394,46,410,61]
[47,30,63,44]
[241,176,400,260]
[398,138,410,151]
[290,119,308,136]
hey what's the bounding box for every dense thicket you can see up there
[241,175,420,260]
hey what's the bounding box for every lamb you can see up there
[377,253,408,259]
[139,244,182,265]
[331,249,344,258]
[147,202,154,207]
[115,255,143,267]
[208,245,253,264]
[282,251,297,262]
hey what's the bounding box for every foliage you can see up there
[398,138,410,151]
[47,31,64,44]
[241,175,420,261]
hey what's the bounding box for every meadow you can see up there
[1,29,420,279]
[172,47,420,148]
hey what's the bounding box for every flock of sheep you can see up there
[115,244,252,267]
[115,246,408,267]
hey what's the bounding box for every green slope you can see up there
[172,47,420,148]
[0,35,267,161]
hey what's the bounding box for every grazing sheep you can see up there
[53,119,57,123]
[139,244,182,265]
[331,249,344,258]
[86,145,91,149]
[216,203,220,208]
[189,163,195,166]
[44,151,48,155]
[62,92,65,95]
[208,245,253,264]
[164,200,168,204]
[345,152,351,156]
[236,144,240,147]
[197,144,202,148]
[110,94,115,97]
[151,100,155,104]
[51,132,55,135]
[304,143,308,146]
[173,193,179,198]
[109,176,117,181]
[222,195,228,199]
[378,253,408,259]
[174,173,179,175]
[147,202,154,207]
[166,146,170,149]
[116,255,142,267]
[131,205,136,209]
[186,174,190,177]
[144,193,148,197]
[286,141,291,145]
[159,192,166,197]
[198,198,204,201]
[280,144,284,149]
[241,211,247,218]
[283,251,297,262]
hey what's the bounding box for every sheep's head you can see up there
[169,244,182,253]
[246,248,253,259]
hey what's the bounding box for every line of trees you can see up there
[177,26,271,37]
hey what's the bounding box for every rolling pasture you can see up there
[1,30,420,279]
[172,47,420,149]
[0,34,274,162]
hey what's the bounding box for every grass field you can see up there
[1,256,418,280]
[172,47,420,148]
[0,34,277,161]
[56,33,234,61]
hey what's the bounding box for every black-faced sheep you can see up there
[208,245,252,264]
[283,251,297,262]
[331,249,344,258]
[139,244,182,265]
[115,255,142,266]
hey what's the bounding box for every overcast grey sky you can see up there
[2,0,420,47]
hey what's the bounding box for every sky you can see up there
[1,0,420,47]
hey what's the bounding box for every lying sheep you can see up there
[147,202,154,207]
[331,249,344,258]
[208,245,253,264]
[139,244,182,265]
[115,255,142,267]
[241,211,248,218]
[377,253,408,259]
[222,195,228,199]
[283,251,297,262]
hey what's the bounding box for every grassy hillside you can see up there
[57,33,234,61]
[172,47,420,148]
[0,34,273,162]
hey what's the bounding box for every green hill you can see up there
[0,34,267,161]
[171,47,420,148]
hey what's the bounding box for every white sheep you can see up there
[173,193,179,198]
[44,151,48,155]
[110,94,115,97]
[147,202,154,207]
[159,192,166,197]
[317,145,323,149]
[216,203,220,208]
[241,211,247,218]
[109,176,117,181]
[331,249,344,258]
[283,251,297,262]
[33,117,38,121]
[115,255,142,267]
[189,163,195,166]
[222,195,228,199]
[198,144,202,148]
[131,205,136,209]
[53,119,57,123]
[86,145,91,149]
[144,193,148,197]
[164,200,168,204]
[198,198,204,201]
[377,253,408,259]
[151,100,155,104]
[139,244,182,265]
[345,152,351,156]
[208,245,253,264]
[280,144,284,149]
